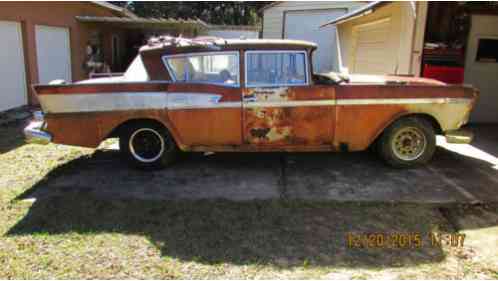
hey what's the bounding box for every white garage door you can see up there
[284,9,346,73]
[35,25,72,84]
[0,21,27,111]
[352,18,392,74]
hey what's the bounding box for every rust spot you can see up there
[250,127,271,139]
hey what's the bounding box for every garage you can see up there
[350,18,392,74]
[284,9,346,72]
[35,25,72,84]
[0,20,27,111]
[261,2,365,73]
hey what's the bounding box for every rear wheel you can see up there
[377,117,436,168]
[119,122,178,169]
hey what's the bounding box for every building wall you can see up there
[207,28,259,39]
[337,2,422,75]
[262,1,365,39]
[0,2,119,104]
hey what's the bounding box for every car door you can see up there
[242,50,335,149]
[164,51,243,148]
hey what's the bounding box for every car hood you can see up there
[348,74,446,86]
[317,72,446,86]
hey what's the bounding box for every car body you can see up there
[25,37,478,168]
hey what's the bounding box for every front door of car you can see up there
[242,50,335,148]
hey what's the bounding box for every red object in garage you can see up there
[423,64,465,84]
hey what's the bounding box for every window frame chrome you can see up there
[244,50,310,88]
[161,51,241,87]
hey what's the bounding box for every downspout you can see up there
[408,1,417,75]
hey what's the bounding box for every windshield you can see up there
[124,55,150,81]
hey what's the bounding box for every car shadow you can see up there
[8,188,449,268]
[0,120,28,154]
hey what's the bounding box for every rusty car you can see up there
[24,37,478,169]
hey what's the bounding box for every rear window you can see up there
[163,52,239,87]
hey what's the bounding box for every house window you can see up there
[245,50,308,87]
[163,52,239,86]
[476,38,498,63]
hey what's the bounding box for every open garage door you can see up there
[284,9,346,73]
[351,18,392,74]
[35,25,72,84]
[0,21,27,111]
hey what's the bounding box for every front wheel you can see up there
[377,117,436,168]
[119,122,178,169]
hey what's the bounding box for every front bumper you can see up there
[24,112,52,145]
[444,129,473,144]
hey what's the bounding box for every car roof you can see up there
[139,37,317,55]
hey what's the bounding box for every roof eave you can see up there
[320,1,389,27]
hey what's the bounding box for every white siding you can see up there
[262,1,365,39]
[207,29,259,39]
[464,15,498,123]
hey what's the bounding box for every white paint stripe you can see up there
[427,165,480,204]
[39,92,473,113]
[39,92,168,113]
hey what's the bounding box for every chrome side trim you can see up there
[336,98,472,105]
[168,93,241,110]
[244,100,334,108]
[243,98,472,108]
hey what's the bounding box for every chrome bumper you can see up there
[24,112,52,145]
[445,129,473,144]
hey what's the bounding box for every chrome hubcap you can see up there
[391,127,427,161]
[129,128,165,163]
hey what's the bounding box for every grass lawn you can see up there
[0,120,497,279]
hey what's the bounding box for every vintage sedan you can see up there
[25,37,477,169]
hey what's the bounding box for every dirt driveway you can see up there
[22,125,498,204]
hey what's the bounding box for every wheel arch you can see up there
[369,113,443,148]
[106,118,182,147]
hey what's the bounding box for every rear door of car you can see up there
[163,51,243,148]
[242,50,335,149]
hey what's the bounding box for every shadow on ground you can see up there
[9,191,451,268]
[6,124,498,268]
[0,120,28,154]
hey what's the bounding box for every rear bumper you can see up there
[444,129,473,144]
[23,112,52,145]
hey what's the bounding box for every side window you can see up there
[246,51,308,87]
[163,52,239,86]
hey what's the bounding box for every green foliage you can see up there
[109,1,271,26]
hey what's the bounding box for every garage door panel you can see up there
[35,25,72,84]
[352,19,391,74]
[356,30,389,43]
[284,9,347,72]
[0,21,27,111]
